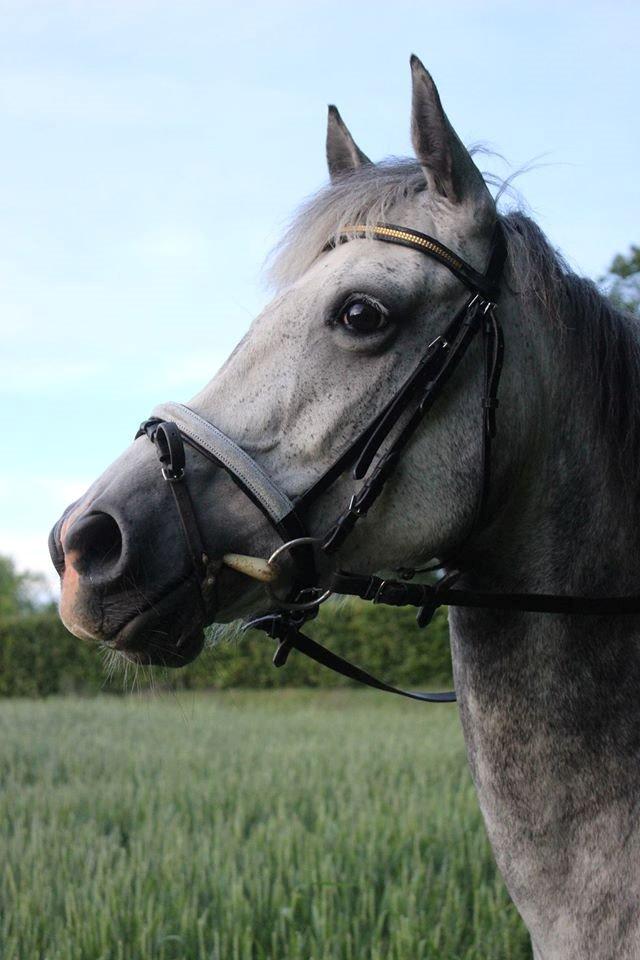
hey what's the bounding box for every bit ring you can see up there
[266,537,332,611]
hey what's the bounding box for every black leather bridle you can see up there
[137,221,640,700]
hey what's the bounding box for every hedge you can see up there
[0,599,452,697]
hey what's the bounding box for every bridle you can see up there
[137,221,640,700]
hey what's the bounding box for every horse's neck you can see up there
[450,293,640,960]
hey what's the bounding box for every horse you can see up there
[49,55,640,960]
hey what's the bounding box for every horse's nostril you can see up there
[64,512,124,577]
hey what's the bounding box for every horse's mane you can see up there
[268,158,640,469]
[501,213,640,467]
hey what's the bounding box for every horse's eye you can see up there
[340,299,388,335]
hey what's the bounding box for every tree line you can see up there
[0,553,451,696]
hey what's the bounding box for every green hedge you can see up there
[0,600,452,697]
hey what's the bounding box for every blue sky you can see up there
[1,0,639,586]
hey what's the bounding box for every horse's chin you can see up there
[104,569,264,668]
[108,578,207,668]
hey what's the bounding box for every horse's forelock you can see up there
[266,158,425,290]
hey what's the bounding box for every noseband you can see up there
[137,221,640,699]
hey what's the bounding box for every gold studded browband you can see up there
[331,222,501,301]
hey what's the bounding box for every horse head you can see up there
[49,57,519,668]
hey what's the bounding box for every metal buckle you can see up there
[161,466,185,482]
[267,584,332,613]
[466,292,480,310]
[419,381,436,413]
[462,294,484,326]
[426,334,449,355]
[372,579,388,604]
[372,579,412,605]
[466,294,495,318]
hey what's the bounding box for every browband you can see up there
[333,223,505,301]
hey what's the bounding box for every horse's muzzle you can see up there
[49,501,209,667]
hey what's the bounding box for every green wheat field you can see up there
[0,691,531,960]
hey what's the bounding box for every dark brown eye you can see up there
[340,299,388,335]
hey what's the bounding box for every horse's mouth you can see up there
[108,578,206,668]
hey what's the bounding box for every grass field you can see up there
[0,691,530,960]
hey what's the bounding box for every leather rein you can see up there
[137,221,640,701]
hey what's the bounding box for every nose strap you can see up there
[149,402,303,540]
[138,402,317,592]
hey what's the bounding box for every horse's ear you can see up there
[410,55,483,204]
[326,105,371,181]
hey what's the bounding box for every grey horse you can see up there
[49,56,640,960]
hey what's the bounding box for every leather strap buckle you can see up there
[426,334,449,355]
[151,421,187,484]
[372,579,412,606]
[372,579,389,603]
[161,465,185,482]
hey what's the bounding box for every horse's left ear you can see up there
[410,55,485,204]
[326,105,371,181]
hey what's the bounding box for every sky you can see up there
[1,0,639,588]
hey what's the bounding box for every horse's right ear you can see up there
[326,105,371,181]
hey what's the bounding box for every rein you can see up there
[136,221,640,700]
